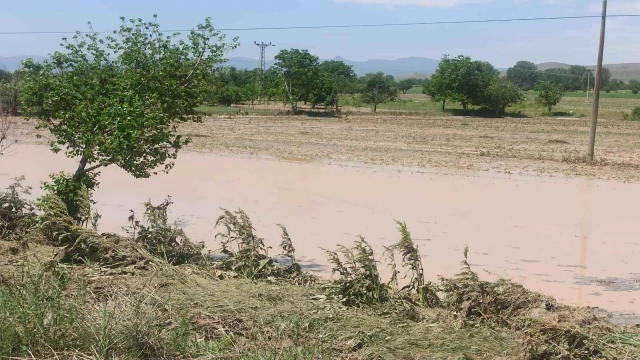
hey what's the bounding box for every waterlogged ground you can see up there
[2,142,640,320]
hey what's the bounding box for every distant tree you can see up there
[319,60,357,111]
[242,82,262,108]
[20,16,237,182]
[425,55,456,111]
[484,77,524,115]
[397,79,413,94]
[274,49,320,112]
[262,67,284,101]
[506,61,539,90]
[534,81,564,113]
[0,69,11,83]
[217,85,243,106]
[309,72,338,108]
[599,67,611,89]
[360,72,397,112]
[0,75,20,116]
[629,80,640,95]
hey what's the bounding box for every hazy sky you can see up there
[1,0,639,67]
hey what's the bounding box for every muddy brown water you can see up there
[2,144,640,316]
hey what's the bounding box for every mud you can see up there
[2,144,640,317]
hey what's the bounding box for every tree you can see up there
[243,82,262,108]
[425,55,456,111]
[0,69,11,83]
[599,67,611,89]
[309,71,337,109]
[484,78,524,115]
[534,82,564,113]
[217,85,243,106]
[20,16,237,182]
[397,79,414,94]
[360,72,397,112]
[0,77,20,116]
[319,60,356,111]
[506,61,539,90]
[262,67,284,102]
[273,49,320,113]
[426,55,498,111]
[629,80,640,95]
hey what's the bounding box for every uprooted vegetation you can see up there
[1,179,639,359]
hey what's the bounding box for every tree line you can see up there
[506,60,640,94]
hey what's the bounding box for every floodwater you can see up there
[2,144,640,315]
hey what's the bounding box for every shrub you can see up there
[622,107,640,121]
[0,177,35,242]
[534,81,564,113]
[41,172,97,225]
[322,237,390,306]
[214,208,309,282]
[128,197,205,265]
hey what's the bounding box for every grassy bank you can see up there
[1,179,640,359]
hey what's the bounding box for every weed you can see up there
[621,106,640,121]
[214,209,310,283]
[0,176,36,243]
[322,236,390,306]
[131,197,205,265]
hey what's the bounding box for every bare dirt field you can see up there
[10,112,640,181]
[174,114,640,182]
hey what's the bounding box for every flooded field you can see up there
[2,143,640,316]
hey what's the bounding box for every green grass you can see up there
[528,90,640,99]
[406,85,425,95]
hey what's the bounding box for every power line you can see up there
[0,14,639,35]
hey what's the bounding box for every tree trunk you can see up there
[373,103,377,113]
[548,105,552,113]
[442,99,446,112]
[75,155,88,177]
[335,97,339,112]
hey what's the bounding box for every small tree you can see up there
[273,49,320,113]
[360,72,397,112]
[484,78,524,116]
[20,16,237,182]
[397,79,413,94]
[506,61,539,90]
[319,60,356,111]
[535,81,564,114]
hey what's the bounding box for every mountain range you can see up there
[2,55,639,81]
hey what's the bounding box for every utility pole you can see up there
[254,41,274,82]
[587,0,607,162]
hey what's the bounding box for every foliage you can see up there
[360,72,397,112]
[322,237,390,306]
[308,71,338,108]
[274,49,320,113]
[484,77,525,116]
[427,54,498,110]
[41,172,96,225]
[0,177,35,242]
[0,76,21,116]
[397,79,414,94]
[629,80,640,94]
[319,60,357,111]
[216,85,243,106]
[128,197,205,265]
[19,16,238,180]
[542,66,594,92]
[622,107,640,121]
[506,61,539,90]
[214,208,308,282]
[0,111,16,156]
[534,81,565,113]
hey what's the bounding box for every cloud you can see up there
[334,0,486,8]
